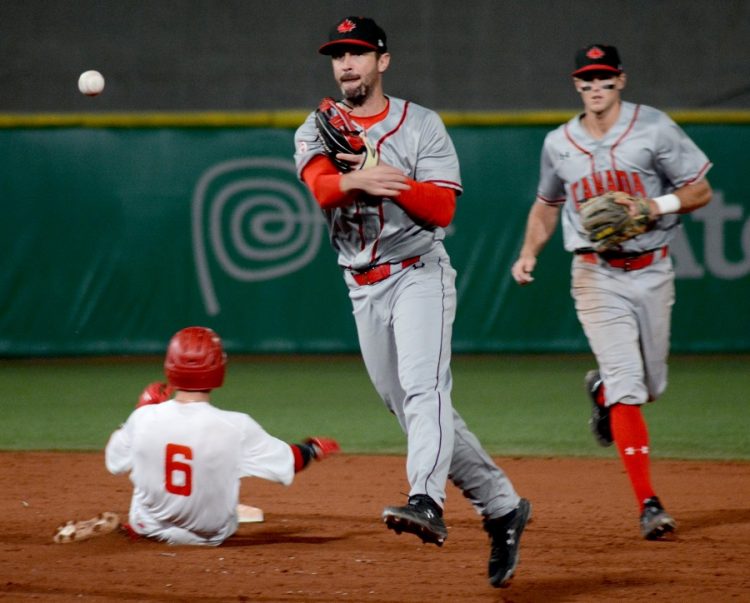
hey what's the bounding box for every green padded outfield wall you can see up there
[1,122,748,355]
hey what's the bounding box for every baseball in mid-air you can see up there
[78,70,105,96]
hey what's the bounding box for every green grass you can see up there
[1,354,748,460]
[449,355,750,460]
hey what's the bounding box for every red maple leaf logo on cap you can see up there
[337,19,356,33]
[586,47,605,59]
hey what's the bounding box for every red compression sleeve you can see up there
[395,180,456,227]
[301,155,357,209]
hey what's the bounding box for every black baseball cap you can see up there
[572,44,623,77]
[318,16,387,55]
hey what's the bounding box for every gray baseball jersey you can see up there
[293,97,519,519]
[537,101,712,253]
[294,96,462,270]
[535,101,712,405]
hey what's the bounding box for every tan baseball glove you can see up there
[579,191,652,251]
[53,512,120,543]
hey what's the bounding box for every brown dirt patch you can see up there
[1,452,748,602]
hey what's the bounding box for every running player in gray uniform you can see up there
[511,44,712,540]
[294,16,530,588]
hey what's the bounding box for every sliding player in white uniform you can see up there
[105,326,340,545]
[294,16,529,588]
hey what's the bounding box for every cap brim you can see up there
[571,64,622,77]
[319,39,380,55]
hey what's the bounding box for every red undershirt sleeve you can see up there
[301,155,356,209]
[394,179,457,227]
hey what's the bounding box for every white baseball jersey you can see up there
[537,101,712,252]
[294,96,463,270]
[105,400,294,545]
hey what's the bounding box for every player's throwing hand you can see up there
[340,163,410,197]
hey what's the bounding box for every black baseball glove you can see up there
[314,97,378,172]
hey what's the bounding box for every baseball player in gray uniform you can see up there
[294,16,530,588]
[511,44,712,540]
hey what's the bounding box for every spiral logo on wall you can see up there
[192,158,325,315]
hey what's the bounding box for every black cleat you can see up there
[382,494,447,546]
[640,496,676,540]
[585,370,613,447]
[484,498,531,588]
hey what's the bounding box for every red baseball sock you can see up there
[610,403,655,510]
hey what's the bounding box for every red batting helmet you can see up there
[164,326,227,390]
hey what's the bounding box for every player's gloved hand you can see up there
[304,436,341,460]
[579,191,652,251]
[314,96,379,172]
[136,381,175,409]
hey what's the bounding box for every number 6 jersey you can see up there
[105,400,294,545]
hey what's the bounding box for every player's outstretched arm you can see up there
[511,201,561,285]
[290,436,341,472]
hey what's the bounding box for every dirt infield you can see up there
[1,453,749,602]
